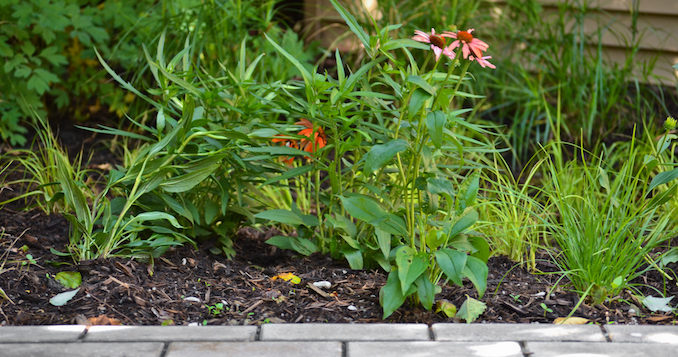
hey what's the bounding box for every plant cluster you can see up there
[3,0,678,320]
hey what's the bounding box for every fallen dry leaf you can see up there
[553,316,589,325]
[87,315,122,326]
[271,272,301,284]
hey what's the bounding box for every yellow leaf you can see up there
[271,272,301,284]
[554,317,589,325]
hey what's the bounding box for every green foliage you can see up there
[0,0,159,145]
[250,0,496,318]
[543,135,677,304]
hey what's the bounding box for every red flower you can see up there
[272,134,298,165]
[296,119,327,158]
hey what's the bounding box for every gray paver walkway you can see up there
[1,323,677,356]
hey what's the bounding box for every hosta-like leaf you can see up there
[364,140,408,174]
[456,295,486,323]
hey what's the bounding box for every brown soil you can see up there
[1,123,677,326]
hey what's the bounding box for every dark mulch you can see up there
[1,122,676,326]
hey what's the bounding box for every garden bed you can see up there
[1,173,676,326]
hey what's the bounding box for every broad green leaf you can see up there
[469,236,490,263]
[435,299,457,317]
[364,139,408,173]
[371,213,408,237]
[463,256,488,298]
[343,249,363,270]
[427,178,455,199]
[448,210,478,238]
[255,209,303,226]
[642,296,675,313]
[49,288,80,306]
[435,248,467,286]
[54,271,82,289]
[375,228,391,259]
[289,236,319,256]
[455,295,487,323]
[396,247,427,293]
[426,111,446,148]
[379,270,409,319]
[265,235,294,250]
[341,195,385,223]
[408,88,431,119]
[415,275,436,311]
[648,168,678,192]
[407,75,435,96]
[660,247,678,266]
[160,160,220,193]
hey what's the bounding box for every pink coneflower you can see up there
[445,29,489,60]
[473,56,496,69]
[412,28,455,62]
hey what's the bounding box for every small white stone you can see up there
[188,322,199,326]
[182,258,187,265]
[183,296,201,303]
[628,308,637,315]
[313,281,332,289]
[532,292,546,297]
[347,305,357,311]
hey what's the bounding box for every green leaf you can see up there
[130,212,183,229]
[255,209,303,226]
[265,33,311,85]
[448,210,478,238]
[427,178,455,199]
[660,247,678,266]
[328,0,372,54]
[426,111,446,148]
[27,74,50,95]
[379,270,408,319]
[160,156,222,193]
[263,165,314,185]
[364,139,408,173]
[648,168,678,192]
[289,236,319,256]
[469,236,490,263]
[435,248,467,286]
[343,249,363,270]
[395,247,427,293]
[408,88,430,120]
[463,256,488,298]
[641,296,675,313]
[375,228,391,259]
[54,271,82,289]
[415,275,436,311]
[341,195,385,222]
[435,299,457,317]
[49,288,80,307]
[371,213,408,237]
[407,75,435,96]
[455,295,487,323]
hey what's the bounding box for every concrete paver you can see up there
[525,341,678,357]
[260,323,430,341]
[0,342,164,357]
[83,325,257,342]
[0,325,86,342]
[165,341,342,357]
[433,323,606,342]
[606,324,678,344]
[348,341,523,357]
